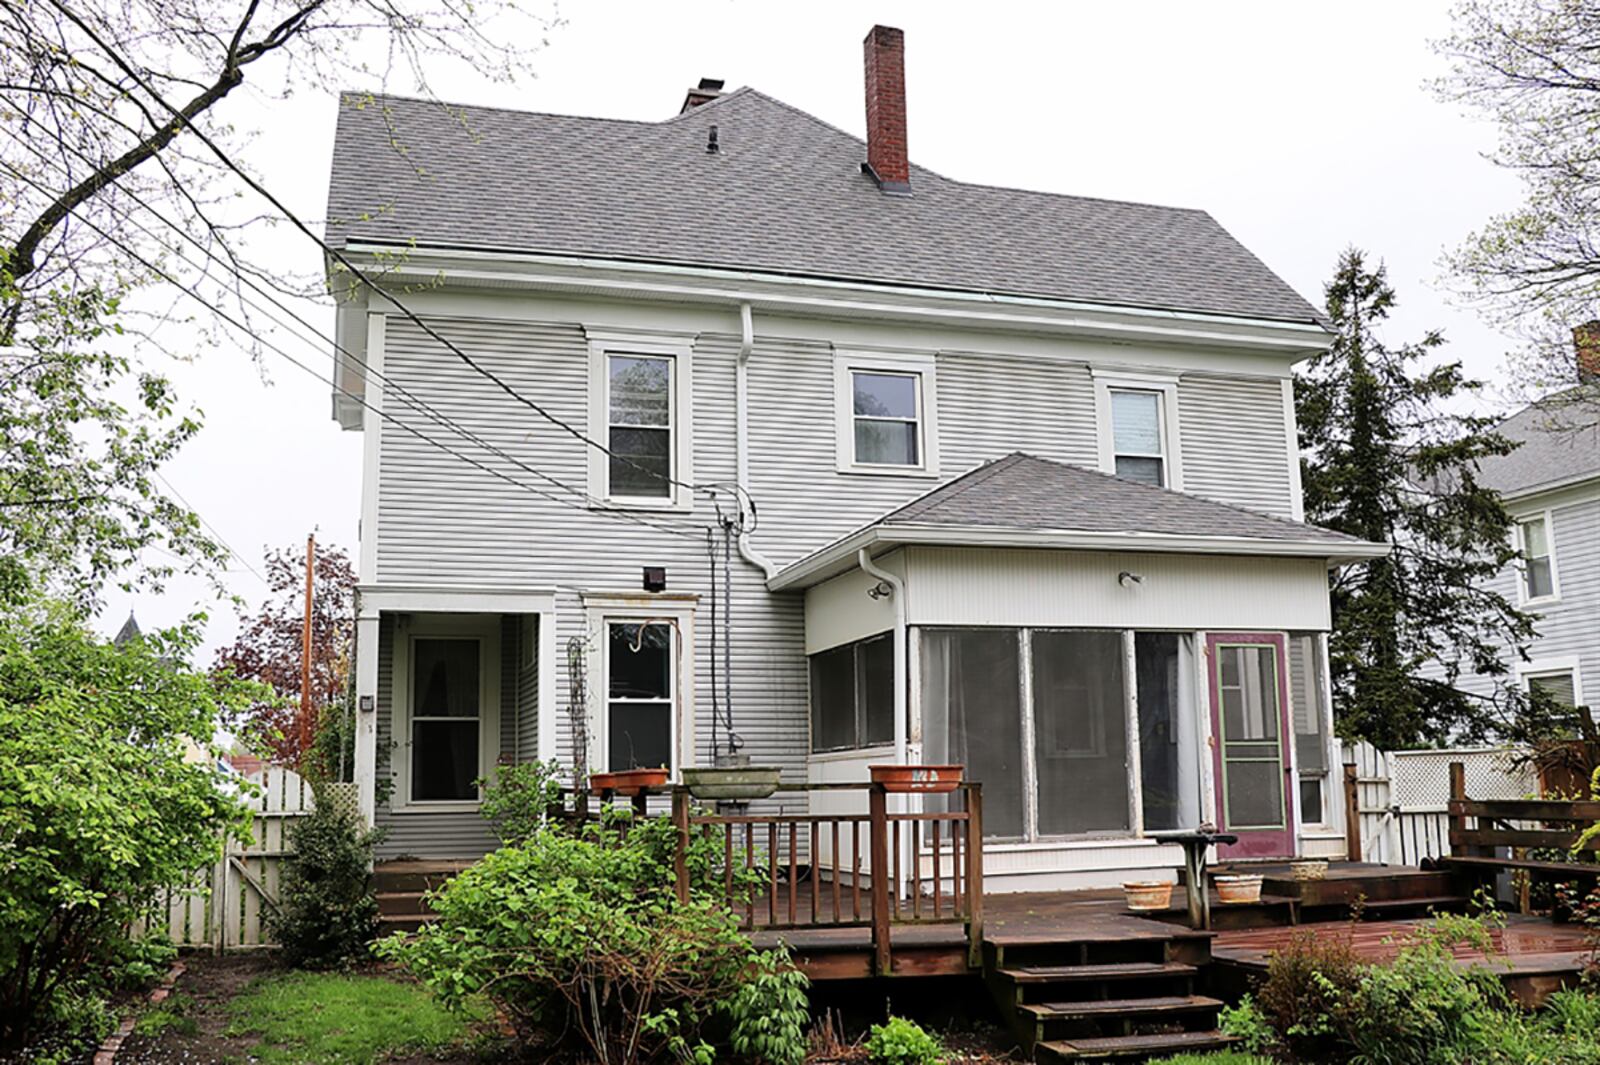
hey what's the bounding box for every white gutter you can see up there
[734,302,780,580]
[858,548,908,772]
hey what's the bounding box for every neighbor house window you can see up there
[607,621,675,771]
[410,637,482,801]
[1527,670,1577,708]
[809,633,894,752]
[1518,515,1557,601]
[607,354,673,498]
[1110,389,1167,486]
[834,352,939,475]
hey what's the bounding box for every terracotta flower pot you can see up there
[1215,874,1265,904]
[587,772,617,793]
[1290,859,1329,882]
[1123,880,1174,912]
[609,767,669,796]
[868,764,964,793]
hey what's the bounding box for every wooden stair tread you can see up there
[1349,895,1470,910]
[1040,1030,1239,1060]
[1002,961,1197,983]
[1445,856,1600,875]
[1021,994,1222,1020]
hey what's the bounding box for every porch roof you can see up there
[769,452,1389,590]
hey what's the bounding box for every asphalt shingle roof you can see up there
[878,452,1366,545]
[1475,392,1600,497]
[326,90,1324,324]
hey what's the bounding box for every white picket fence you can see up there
[130,765,314,950]
[1344,742,1536,866]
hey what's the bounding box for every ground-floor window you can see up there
[809,632,895,752]
[606,620,676,771]
[920,627,1203,841]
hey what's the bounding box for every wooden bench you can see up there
[1442,761,1600,896]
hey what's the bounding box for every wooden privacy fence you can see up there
[130,765,315,950]
[671,782,985,974]
[1343,742,1535,867]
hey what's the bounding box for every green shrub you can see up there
[379,812,779,1065]
[1249,927,1363,1057]
[864,1016,945,1065]
[1218,996,1275,1054]
[0,606,261,1051]
[1147,1053,1275,1065]
[727,951,810,1065]
[267,791,382,969]
[477,758,564,844]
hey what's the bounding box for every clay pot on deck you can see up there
[1290,859,1329,881]
[868,764,964,793]
[1215,873,1265,904]
[682,766,782,800]
[1123,880,1174,911]
[607,768,669,796]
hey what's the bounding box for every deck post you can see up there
[1448,760,1468,856]
[966,783,984,970]
[671,787,690,904]
[869,783,891,976]
[1343,763,1361,862]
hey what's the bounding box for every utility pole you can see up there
[300,532,315,761]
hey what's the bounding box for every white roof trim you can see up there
[340,243,1335,357]
[357,583,557,619]
[767,523,1390,591]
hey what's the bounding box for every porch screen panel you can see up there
[1032,631,1129,836]
[1136,633,1183,832]
[1288,634,1328,823]
[920,628,1025,839]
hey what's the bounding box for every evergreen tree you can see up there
[1298,249,1535,749]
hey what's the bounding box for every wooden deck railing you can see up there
[671,781,985,974]
[1446,760,1600,901]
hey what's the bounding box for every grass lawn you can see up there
[222,970,495,1065]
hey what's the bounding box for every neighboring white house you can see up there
[323,26,1386,888]
[1457,330,1600,725]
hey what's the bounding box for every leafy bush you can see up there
[477,758,564,844]
[727,952,810,1065]
[865,1016,945,1065]
[1147,1053,1275,1065]
[379,811,790,1065]
[267,789,382,969]
[0,605,259,1051]
[1249,927,1363,1057]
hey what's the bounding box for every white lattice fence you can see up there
[1344,743,1535,866]
[130,765,315,950]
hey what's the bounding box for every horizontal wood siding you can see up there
[1178,374,1295,518]
[1525,495,1599,702]
[516,614,539,760]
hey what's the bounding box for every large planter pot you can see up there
[587,772,617,793]
[608,768,669,796]
[869,764,964,794]
[1290,859,1329,882]
[1215,874,1265,905]
[682,766,782,800]
[1123,880,1174,912]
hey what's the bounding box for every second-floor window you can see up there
[1518,514,1556,601]
[607,353,673,499]
[1110,388,1167,486]
[852,371,921,466]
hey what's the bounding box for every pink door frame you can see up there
[1206,632,1296,859]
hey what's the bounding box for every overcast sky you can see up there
[95,0,1528,656]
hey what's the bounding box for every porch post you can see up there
[354,605,380,829]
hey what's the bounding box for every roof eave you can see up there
[767,522,1390,591]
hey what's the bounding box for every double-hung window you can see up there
[834,352,938,475]
[607,354,673,498]
[1109,389,1167,486]
[1518,514,1557,602]
[606,621,675,771]
[808,633,895,752]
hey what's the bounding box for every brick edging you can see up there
[93,961,186,1064]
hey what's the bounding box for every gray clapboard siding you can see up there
[1178,374,1295,519]
[1525,495,1599,701]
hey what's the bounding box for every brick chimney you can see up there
[680,78,724,114]
[863,25,910,193]
[1574,319,1600,381]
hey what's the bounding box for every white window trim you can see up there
[834,350,940,477]
[1091,368,1184,491]
[586,329,695,512]
[391,613,502,813]
[1519,656,1585,709]
[583,593,697,778]
[1513,509,1561,606]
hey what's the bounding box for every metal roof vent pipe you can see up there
[862,24,911,195]
[680,77,725,114]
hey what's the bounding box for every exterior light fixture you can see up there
[1118,571,1143,588]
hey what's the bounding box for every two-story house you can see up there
[1458,328,1600,725]
[325,26,1386,889]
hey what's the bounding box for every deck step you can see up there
[1349,895,1471,913]
[1020,994,1223,1022]
[377,913,432,933]
[375,891,430,916]
[1002,962,1197,984]
[1039,1029,1239,1061]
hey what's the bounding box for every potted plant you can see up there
[1214,873,1265,904]
[608,767,669,796]
[1122,880,1174,911]
[1290,858,1329,881]
[869,764,964,793]
[587,771,617,793]
[682,753,781,800]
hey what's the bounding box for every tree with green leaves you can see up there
[1298,249,1536,749]
[1435,0,1600,419]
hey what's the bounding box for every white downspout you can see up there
[858,548,908,770]
[735,302,779,580]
